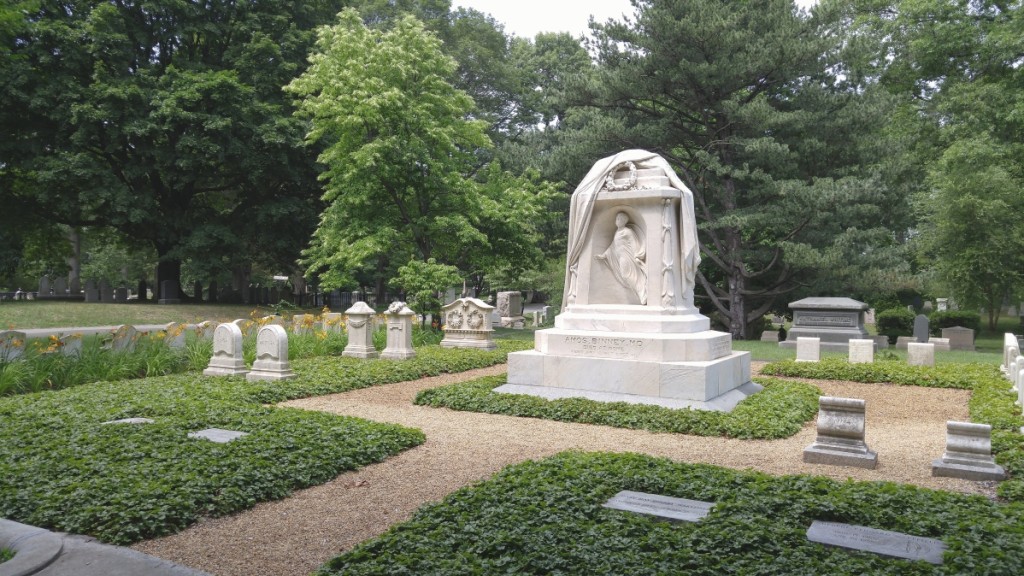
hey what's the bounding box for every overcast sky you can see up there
[451,1,819,40]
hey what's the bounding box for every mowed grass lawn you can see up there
[0,301,310,329]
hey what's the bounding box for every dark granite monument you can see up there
[780,297,871,352]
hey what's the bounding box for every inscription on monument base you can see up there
[564,335,644,360]
[603,490,714,523]
[806,520,946,565]
[796,313,856,327]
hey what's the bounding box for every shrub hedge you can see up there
[318,451,1024,575]
[928,310,982,335]
[875,307,915,344]
[761,359,1024,502]
[415,376,821,440]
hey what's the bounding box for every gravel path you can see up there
[133,362,986,576]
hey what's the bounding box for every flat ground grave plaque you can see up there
[806,520,946,565]
[188,428,249,443]
[101,417,155,425]
[603,490,714,523]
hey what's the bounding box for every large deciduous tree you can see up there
[561,0,910,338]
[287,10,554,297]
[0,0,343,296]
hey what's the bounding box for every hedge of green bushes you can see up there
[415,376,820,439]
[318,451,1024,575]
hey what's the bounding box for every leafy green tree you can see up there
[556,0,911,338]
[0,0,344,297]
[288,10,551,296]
[391,258,461,323]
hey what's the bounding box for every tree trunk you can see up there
[66,227,81,293]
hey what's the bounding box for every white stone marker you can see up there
[907,342,935,367]
[203,323,248,377]
[291,314,314,335]
[803,396,877,469]
[247,324,295,382]
[231,318,253,336]
[195,320,217,340]
[931,421,1005,481]
[806,521,945,565]
[440,297,496,350]
[102,417,154,425]
[848,339,874,364]
[603,490,714,523]
[1014,355,1024,393]
[163,322,187,349]
[322,312,344,333]
[0,330,27,361]
[108,325,137,352]
[343,301,378,359]
[380,301,416,360]
[188,428,249,443]
[1017,368,1024,408]
[796,337,820,362]
[760,330,779,343]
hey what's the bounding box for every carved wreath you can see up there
[467,310,485,329]
[447,309,464,329]
[604,161,637,191]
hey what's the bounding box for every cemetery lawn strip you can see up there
[762,359,1024,503]
[414,375,821,439]
[318,451,1024,576]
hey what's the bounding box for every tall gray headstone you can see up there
[39,276,50,296]
[193,280,203,302]
[84,279,99,303]
[137,279,148,301]
[99,280,114,303]
[53,277,68,296]
[208,280,218,303]
[159,280,180,304]
[913,314,929,343]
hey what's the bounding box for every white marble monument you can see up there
[247,324,295,381]
[440,297,496,350]
[343,301,378,359]
[203,322,248,377]
[501,150,754,411]
[380,301,416,360]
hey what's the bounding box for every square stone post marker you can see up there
[803,396,877,469]
[932,421,1005,481]
[907,342,935,367]
[247,324,295,381]
[203,322,248,377]
[796,337,820,362]
[848,339,874,364]
[343,301,378,359]
[381,302,417,360]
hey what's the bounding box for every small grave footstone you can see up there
[848,339,874,364]
[932,421,1005,481]
[188,428,249,443]
[806,521,945,565]
[796,337,820,362]
[913,314,929,343]
[108,325,137,352]
[322,312,343,333]
[929,337,950,352]
[603,491,714,523]
[907,342,935,367]
[803,396,877,469]
[59,333,83,357]
[203,323,248,377]
[291,313,314,335]
[873,335,889,349]
[760,330,779,343]
[895,336,913,350]
[343,301,378,359]
[0,330,27,361]
[195,320,216,340]
[163,322,187,349]
[381,301,417,360]
[247,325,295,382]
[102,417,154,425]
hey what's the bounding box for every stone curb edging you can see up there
[0,519,63,576]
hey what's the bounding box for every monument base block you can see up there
[505,343,752,407]
[931,459,1006,481]
[202,363,248,377]
[803,442,878,469]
